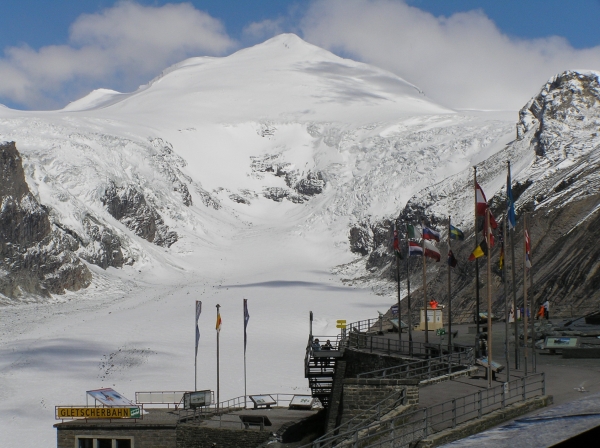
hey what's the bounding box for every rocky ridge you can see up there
[346,71,600,319]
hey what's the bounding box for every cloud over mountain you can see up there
[299,0,600,110]
[0,2,235,109]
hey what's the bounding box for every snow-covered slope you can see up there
[0,34,527,447]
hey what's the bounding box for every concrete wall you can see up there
[176,425,271,448]
[57,427,176,448]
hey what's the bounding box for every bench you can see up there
[477,358,505,381]
[239,415,272,430]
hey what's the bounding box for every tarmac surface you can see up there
[381,319,600,410]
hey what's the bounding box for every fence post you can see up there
[522,377,526,401]
[478,391,483,418]
[424,407,429,436]
[502,383,506,409]
[452,398,456,428]
[370,336,373,353]
[542,372,546,396]
[428,358,431,378]
[448,353,451,375]
[354,430,358,448]
[388,339,391,356]
[391,420,396,448]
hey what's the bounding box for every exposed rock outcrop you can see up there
[0,142,91,299]
[347,70,600,319]
[102,182,178,247]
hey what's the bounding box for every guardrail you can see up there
[348,332,473,359]
[357,350,474,381]
[177,393,305,422]
[307,389,406,448]
[309,373,545,448]
[135,391,189,408]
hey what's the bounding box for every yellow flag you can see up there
[216,312,222,332]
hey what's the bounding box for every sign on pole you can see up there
[56,407,141,420]
[336,319,347,329]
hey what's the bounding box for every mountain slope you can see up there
[349,70,600,319]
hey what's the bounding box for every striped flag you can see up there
[422,226,441,242]
[216,308,222,332]
[423,240,441,262]
[525,229,532,268]
[243,299,249,353]
[195,301,202,357]
[408,241,423,256]
[469,240,488,261]
[507,167,517,230]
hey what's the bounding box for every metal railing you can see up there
[309,373,545,448]
[177,393,304,422]
[346,317,385,334]
[135,391,191,408]
[357,351,474,381]
[348,332,473,360]
[307,389,407,448]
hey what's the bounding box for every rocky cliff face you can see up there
[346,70,600,319]
[0,142,91,300]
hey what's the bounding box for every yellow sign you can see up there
[56,407,141,419]
[336,319,347,329]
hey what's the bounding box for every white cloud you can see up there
[299,0,600,110]
[243,19,286,43]
[0,2,236,110]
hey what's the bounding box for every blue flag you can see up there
[195,301,202,357]
[507,168,517,230]
[243,299,250,353]
[449,225,464,240]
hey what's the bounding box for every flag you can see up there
[216,309,222,332]
[407,224,419,239]
[507,168,517,230]
[408,241,423,256]
[449,225,464,240]
[423,240,441,262]
[243,299,249,353]
[499,227,505,270]
[476,182,488,216]
[448,250,458,267]
[468,240,488,261]
[392,227,402,258]
[195,301,202,357]
[525,229,532,268]
[422,226,441,242]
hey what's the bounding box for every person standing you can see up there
[543,300,550,320]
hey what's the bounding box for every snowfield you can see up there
[0,34,521,447]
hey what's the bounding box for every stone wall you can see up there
[176,425,271,448]
[343,348,429,378]
[340,379,418,426]
[56,426,176,448]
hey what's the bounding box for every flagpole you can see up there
[523,214,529,376]
[406,223,413,356]
[422,219,429,344]
[486,208,493,388]
[530,231,536,373]
[394,221,402,344]
[508,161,519,370]
[447,216,452,352]
[503,216,510,382]
[243,299,247,409]
[195,300,202,392]
[474,167,481,357]
[216,304,221,412]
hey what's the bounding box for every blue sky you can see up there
[2,0,600,110]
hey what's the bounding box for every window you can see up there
[76,437,133,448]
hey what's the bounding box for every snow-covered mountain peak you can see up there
[74,33,452,124]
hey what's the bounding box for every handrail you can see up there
[356,350,473,380]
[177,393,303,422]
[310,389,406,447]
[306,373,545,448]
[348,332,473,359]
